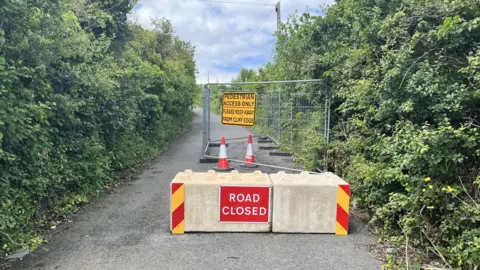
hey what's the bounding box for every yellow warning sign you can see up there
[221,92,257,126]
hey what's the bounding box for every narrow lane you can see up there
[12,108,382,270]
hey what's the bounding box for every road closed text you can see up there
[222,206,267,216]
[219,186,270,223]
[221,193,267,216]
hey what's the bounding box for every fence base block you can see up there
[199,157,219,164]
[260,146,280,150]
[269,152,292,157]
[209,143,229,147]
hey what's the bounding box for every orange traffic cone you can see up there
[241,135,259,168]
[214,137,234,171]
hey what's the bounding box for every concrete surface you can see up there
[175,170,272,232]
[9,108,383,270]
[270,171,348,233]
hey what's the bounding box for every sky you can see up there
[129,0,335,84]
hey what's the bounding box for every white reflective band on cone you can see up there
[219,145,228,158]
[246,143,253,157]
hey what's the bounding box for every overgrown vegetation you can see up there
[228,0,480,268]
[0,0,196,257]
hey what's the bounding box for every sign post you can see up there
[221,92,257,126]
[219,185,270,223]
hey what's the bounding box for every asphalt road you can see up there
[10,108,383,270]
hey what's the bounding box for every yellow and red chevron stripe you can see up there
[335,184,351,235]
[171,183,185,234]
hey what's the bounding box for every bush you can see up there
[0,1,196,257]
[228,0,480,267]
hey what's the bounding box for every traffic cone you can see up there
[214,137,234,171]
[241,135,259,168]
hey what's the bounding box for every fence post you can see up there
[324,91,328,139]
[323,87,331,172]
[277,90,281,142]
[326,89,331,145]
[207,87,211,145]
[326,87,332,171]
[290,102,293,147]
[201,84,207,158]
[263,94,267,134]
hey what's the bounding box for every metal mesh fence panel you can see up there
[254,90,326,148]
[201,80,330,171]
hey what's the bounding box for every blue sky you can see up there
[129,0,334,83]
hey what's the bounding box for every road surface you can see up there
[10,108,383,270]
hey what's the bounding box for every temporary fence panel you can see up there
[200,80,330,172]
[254,91,326,147]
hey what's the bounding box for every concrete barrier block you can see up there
[270,171,351,234]
[171,170,272,233]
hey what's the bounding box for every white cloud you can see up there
[129,0,335,84]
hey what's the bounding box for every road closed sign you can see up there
[221,92,257,126]
[219,185,270,223]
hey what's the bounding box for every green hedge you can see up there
[0,1,196,257]
[227,0,480,268]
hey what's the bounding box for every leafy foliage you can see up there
[231,0,480,267]
[0,0,196,257]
